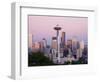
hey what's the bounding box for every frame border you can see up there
[11,2,96,80]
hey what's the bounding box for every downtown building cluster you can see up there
[28,26,88,64]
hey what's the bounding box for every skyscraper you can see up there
[42,38,47,53]
[80,40,84,50]
[61,32,66,48]
[32,42,40,52]
[79,40,85,57]
[39,41,44,52]
[67,39,72,49]
[42,38,47,48]
[51,37,57,50]
[72,38,78,50]
[28,34,33,51]
[51,37,57,60]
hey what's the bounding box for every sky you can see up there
[28,15,88,45]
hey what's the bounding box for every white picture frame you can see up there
[11,2,97,80]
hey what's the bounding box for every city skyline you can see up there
[28,15,88,66]
[28,15,88,45]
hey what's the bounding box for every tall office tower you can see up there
[77,41,80,49]
[28,34,33,51]
[51,37,57,50]
[39,41,44,52]
[51,37,57,59]
[72,38,78,59]
[32,42,40,52]
[54,24,62,63]
[42,38,47,48]
[80,40,84,50]
[61,32,66,48]
[76,41,80,60]
[76,40,85,59]
[76,49,80,60]
[67,39,72,49]
[79,40,85,57]
[72,38,78,50]
[42,38,47,53]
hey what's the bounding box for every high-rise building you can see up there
[42,38,47,48]
[77,41,80,49]
[76,41,85,59]
[51,37,57,50]
[61,32,66,48]
[32,42,40,52]
[39,41,44,52]
[67,39,72,49]
[72,38,78,50]
[79,40,85,57]
[28,34,33,51]
[51,37,58,59]
[80,40,84,49]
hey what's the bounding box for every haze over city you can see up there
[28,15,88,45]
[28,15,88,66]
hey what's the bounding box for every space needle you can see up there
[54,24,62,64]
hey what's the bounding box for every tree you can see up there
[64,61,71,65]
[28,52,55,66]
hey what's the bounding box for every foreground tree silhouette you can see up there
[28,52,54,66]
